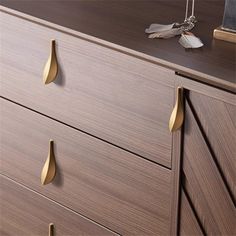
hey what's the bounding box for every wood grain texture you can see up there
[170,129,182,236]
[179,188,203,236]
[188,90,236,202]
[0,175,116,236]
[0,99,172,236]
[176,73,236,105]
[170,80,184,235]
[0,0,235,92]
[0,11,174,168]
[181,101,236,235]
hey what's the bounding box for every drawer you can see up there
[0,99,172,235]
[0,175,116,236]
[0,11,174,168]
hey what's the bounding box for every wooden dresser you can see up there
[0,1,235,235]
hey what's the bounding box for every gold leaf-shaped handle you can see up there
[49,223,54,236]
[169,87,184,132]
[41,140,56,185]
[43,40,58,85]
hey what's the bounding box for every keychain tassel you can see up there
[145,0,203,49]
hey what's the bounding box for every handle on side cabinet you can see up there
[169,87,184,132]
[43,39,58,85]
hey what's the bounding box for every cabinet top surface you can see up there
[1,0,235,92]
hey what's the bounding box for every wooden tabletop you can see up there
[1,0,235,92]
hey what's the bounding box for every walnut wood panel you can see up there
[188,91,236,202]
[0,99,172,236]
[179,188,203,236]
[169,131,182,235]
[180,101,236,235]
[176,74,236,105]
[0,0,235,92]
[0,175,116,236]
[170,108,183,235]
[0,11,174,168]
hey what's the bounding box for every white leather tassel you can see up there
[145,23,176,34]
[145,23,185,39]
[179,33,203,48]
[145,0,203,48]
[148,28,184,39]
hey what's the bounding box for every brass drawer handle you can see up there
[41,140,57,185]
[43,40,58,85]
[49,223,54,236]
[169,87,184,132]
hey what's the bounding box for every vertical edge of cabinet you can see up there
[170,129,183,235]
[169,79,185,236]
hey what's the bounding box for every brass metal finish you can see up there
[213,26,236,43]
[169,87,184,132]
[43,40,58,84]
[41,140,56,185]
[49,223,54,236]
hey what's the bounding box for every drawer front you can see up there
[0,99,172,235]
[0,11,174,168]
[0,175,115,236]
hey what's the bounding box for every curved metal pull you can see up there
[43,40,58,85]
[41,140,56,185]
[49,223,54,236]
[169,87,184,132]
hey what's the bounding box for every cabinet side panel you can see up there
[179,188,203,236]
[180,101,235,235]
[189,91,236,202]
